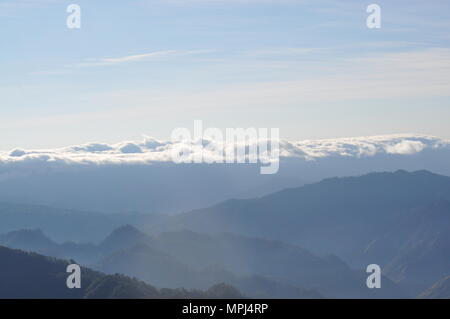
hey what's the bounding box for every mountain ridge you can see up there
[0,245,243,299]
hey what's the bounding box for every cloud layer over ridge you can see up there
[1,134,448,167]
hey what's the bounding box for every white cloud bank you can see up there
[1,134,448,167]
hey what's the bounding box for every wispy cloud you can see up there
[99,51,178,64]
[73,49,216,67]
[0,0,61,12]
[242,47,320,57]
[20,47,450,136]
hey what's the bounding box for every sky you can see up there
[1,0,450,150]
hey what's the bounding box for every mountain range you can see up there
[0,225,403,299]
[0,245,242,299]
[0,169,448,298]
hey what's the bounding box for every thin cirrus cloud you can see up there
[242,47,321,57]
[72,49,217,67]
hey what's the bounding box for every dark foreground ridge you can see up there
[0,246,243,299]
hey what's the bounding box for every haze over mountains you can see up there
[0,169,448,298]
[0,225,401,299]
[159,170,450,295]
[0,134,449,214]
[0,246,242,299]
[1,132,449,298]
[3,0,450,302]
[0,201,168,243]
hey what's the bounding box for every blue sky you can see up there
[1,0,450,149]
